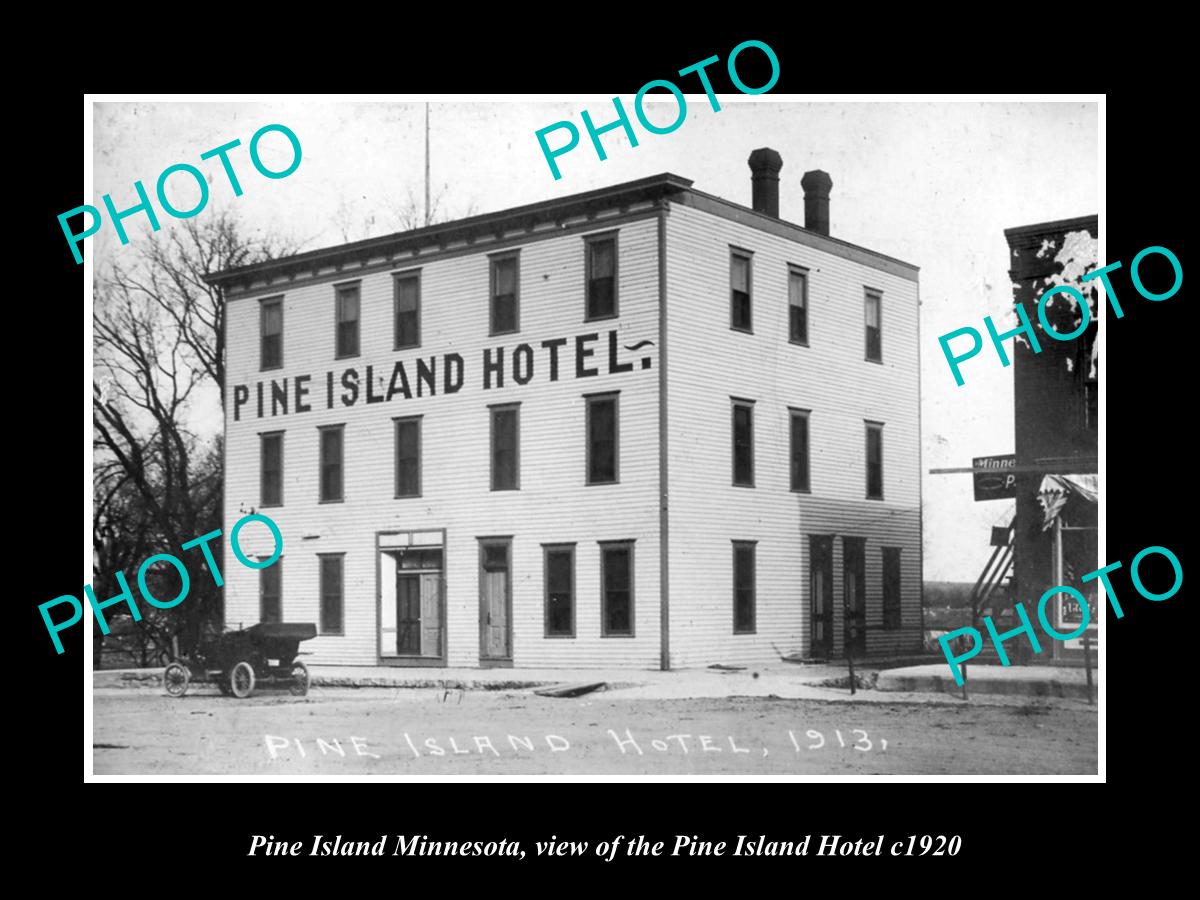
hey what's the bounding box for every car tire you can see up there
[229,661,256,699]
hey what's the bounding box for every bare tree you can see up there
[92,211,300,658]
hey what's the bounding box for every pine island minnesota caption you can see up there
[249,833,961,859]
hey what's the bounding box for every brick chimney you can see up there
[801,170,832,236]
[748,148,783,218]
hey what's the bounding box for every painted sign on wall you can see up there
[972,454,1016,501]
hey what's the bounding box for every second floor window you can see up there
[789,266,808,344]
[866,422,884,499]
[336,283,360,358]
[790,408,811,492]
[732,399,755,486]
[261,431,283,507]
[319,425,344,502]
[490,403,520,491]
[586,393,618,484]
[730,250,752,331]
[260,297,282,370]
[865,289,882,362]
[394,272,420,349]
[586,234,617,319]
[490,253,519,335]
[395,416,421,498]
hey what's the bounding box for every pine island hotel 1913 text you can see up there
[206,149,922,671]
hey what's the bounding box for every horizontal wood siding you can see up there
[665,203,922,666]
[224,212,661,667]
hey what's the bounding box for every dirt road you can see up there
[92,687,1097,775]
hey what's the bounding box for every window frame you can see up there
[318,423,344,504]
[317,552,345,636]
[260,430,284,508]
[393,269,422,351]
[882,546,902,631]
[729,247,754,333]
[731,397,756,488]
[489,250,521,337]
[584,230,620,322]
[599,540,635,638]
[334,281,362,360]
[788,264,809,346]
[789,407,811,493]
[393,415,422,499]
[864,287,883,363]
[732,540,757,635]
[259,296,283,371]
[489,402,521,492]
[585,391,620,486]
[259,558,282,624]
[542,543,577,639]
[865,420,885,500]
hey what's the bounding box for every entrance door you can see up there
[396,573,421,655]
[479,539,512,663]
[842,536,867,657]
[809,535,834,658]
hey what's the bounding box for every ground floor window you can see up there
[600,541,634,636]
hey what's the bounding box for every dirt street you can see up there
[92,687,1097,776]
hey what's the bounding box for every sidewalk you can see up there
[93,659,1096,706]
[876,664,1094,700]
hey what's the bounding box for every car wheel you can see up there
[229,661,256,699]
[289,662,311,697]
[164,663,190,697]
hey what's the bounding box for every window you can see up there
[335,283,360,358]
[260,432,283,507]
[260,560,281,624]
[544,544,575,637]
[843,537,866,655]
[586,233,618,320]
[260,297,282,370]
[733,541,756,634]
[394,416,421,498]
[789,408,811,492]
[490,403,520,491]
[789,266,808,344]
[732,398,755,486]
[319,425,343,502]
[883,547,902,630]
[394,272,420,350]
[866,422,884,500]
[586,393,619,484]
[490,252,519,335]
[730,250,752,332]
[865,289,882,362]
[600,542,634,636]
[318,554,344,635]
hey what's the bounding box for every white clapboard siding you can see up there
[224,211,662,668]
[664,202,922,667]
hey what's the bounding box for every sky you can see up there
[91,98,1099,583]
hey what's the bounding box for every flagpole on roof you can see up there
[424,102,431,228]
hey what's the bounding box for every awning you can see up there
[1037,473,1098,530]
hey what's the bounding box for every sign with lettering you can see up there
[972,454,1016,501]
[231,329,654,421]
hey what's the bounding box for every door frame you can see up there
[809,534,834,659]
[477,535,514,667]
[375,529,447,667]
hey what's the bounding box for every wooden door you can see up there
[479,540,511,661]
[396,573,421,655]
[809,535,834,658]
[420,573,443,658]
